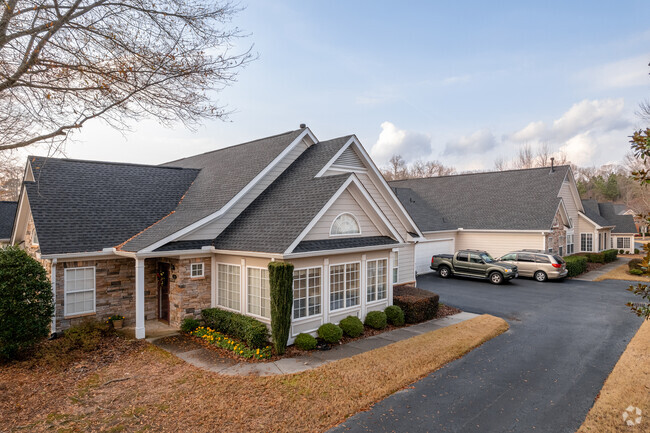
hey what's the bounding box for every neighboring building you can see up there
[581,200,637,253]
[0,201,18,246]
[10,128,422,339]
[390,165,637,275]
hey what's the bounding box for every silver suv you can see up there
[497,250,567,282]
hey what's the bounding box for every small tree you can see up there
[0,246,54,359]
[268,261,293,355]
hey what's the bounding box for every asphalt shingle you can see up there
[0,201,17,239]
[293,236,397,253]
[389,166,571,231]
[582,200,637,233]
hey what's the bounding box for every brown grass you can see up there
[1,315,507,433]
[594,263,650,282]
[578,319,650,433]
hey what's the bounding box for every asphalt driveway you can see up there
[331,274,644,433]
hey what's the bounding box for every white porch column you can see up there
[323,258,330,324]
[360,254,367,319]
[51,259,57,334]
[135,258,146,339]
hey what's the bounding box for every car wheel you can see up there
[534,271,548,282]
[438,266,451,278]
[489,272,503,284]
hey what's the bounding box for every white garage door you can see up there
[415,240,454,275]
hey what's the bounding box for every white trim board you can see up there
[138,128,318,253]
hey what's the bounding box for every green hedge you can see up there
[339,316,364,338]
[384,305,405,326]
[565,255,588,277]
[629,258,644,271]
[393,285,439,324]
[294,333,317,350]
[318,323,343,344]
[602,249,618,263]
[180,317,200,333]
[364,311,387,329]
[201,308,270,349]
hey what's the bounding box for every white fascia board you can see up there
[422,229,460,234]
[284,242,409,259]
[577,212,605,230]
[136,248,283,259]
[565,168,584,212]
[138,128,318,254]
[318,136,424,238]
[41,250,123,260]
[282,175,405,255]
[460,229,550,233]
[555,199,571,229]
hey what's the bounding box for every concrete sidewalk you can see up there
[150,312,479,376]
[573,257,631,281]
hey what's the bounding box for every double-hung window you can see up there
[566,234,574,255]
[293,267,321,319]
[191,263,204,278]
[64,267,96,316]
[367,259,388,302]
[247,268,270,318]
[617,237,630,249]
[330,263,360,311]
[217,264,240,311]
[580,233,593,252]
[392,251,399,284]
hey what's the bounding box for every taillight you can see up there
[552,263,561,268]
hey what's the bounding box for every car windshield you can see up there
[480,253,495,263]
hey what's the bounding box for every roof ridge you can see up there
[390,165,571,183]
[27,155,197,171]
[161,128,305,165]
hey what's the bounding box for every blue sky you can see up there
[57,1,650,171]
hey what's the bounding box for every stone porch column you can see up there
[135,258,146,339]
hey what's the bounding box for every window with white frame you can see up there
[566,234,574,255]
[330,263,360,310]
[247,268,270,318]
[190,262,204,278]
[367,259,388,302]
[392,251,399,284]
[330,213,361,236]
[617,237,631,249]
[217,264,240,311]
[293,267,321,319]
[64,267,95,316]
[580,233,593,252]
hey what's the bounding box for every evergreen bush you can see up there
[202,308,269,348]
[294,333,317,350]
[268,261,294,355]
[385,305,405,326]
[317,323,343,343]
[364,311,387,329]
[339,316,364,337]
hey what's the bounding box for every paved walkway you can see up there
[573,257,631,281]
[149,312,479,376]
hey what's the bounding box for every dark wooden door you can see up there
[157,262,170,323]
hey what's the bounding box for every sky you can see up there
[29,1,650,172]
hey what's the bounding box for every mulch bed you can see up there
[167,303,463,363]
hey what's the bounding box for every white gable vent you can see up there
[334,147,365,169]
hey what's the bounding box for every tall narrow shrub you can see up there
[268,261,294,355]
[0,246,54,359]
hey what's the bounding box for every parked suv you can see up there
[497,250,567,282]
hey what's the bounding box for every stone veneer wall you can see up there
[55,258,158,331]
[168,257,212,327]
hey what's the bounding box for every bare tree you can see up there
[535,142,551,167]
[0,153,22,200]
[380,155,455,180]
[493,157,508,171]
[0,1,253,151]
[514,143,535,169]
[424,160,455,176]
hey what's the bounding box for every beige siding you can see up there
[456,231,545,257]
[559,180,580,226]
[577,214,598,252]
[396,244,415,284]
[303,189,382,241]
[356,172,410,239]
[181,140,310,241]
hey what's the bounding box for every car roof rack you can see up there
[517,249,547,253]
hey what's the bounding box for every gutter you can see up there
[282,242,409,259]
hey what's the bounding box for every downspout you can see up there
[51,258,57,336]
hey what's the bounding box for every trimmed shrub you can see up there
[385,305,405,326]
[294,333,317,350]
[602,249,618,263]
[620,249,625,254]
[201,308,269,348]
[628,258,644,271]
[0,246,54,359]
[180,317,200,333]
[393,285,440,324]
[339,316,364,338]
[635,248,640,254]
[364,311,387,330]
[317,323,343,344]
[565,255,588,277]
[268,262,294,355]
[630,269,644,276]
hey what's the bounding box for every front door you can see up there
[157,262,170,323]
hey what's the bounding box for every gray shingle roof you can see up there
[153,239,213,252]
[581,200,637,233]
[389,166,570,231]
[212,137,353,253]
[26,157,199,255]
[0,201,17,239]
[391,187,457,231]
[120,129,305,252]
[293,236,397,253]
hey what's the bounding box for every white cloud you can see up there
[510,120,546,143]
[370,121,432,165]
[558,132,596,166]
[443,128,497,156]
[579,54,650,90]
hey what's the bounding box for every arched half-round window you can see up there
[330,213,361,236]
